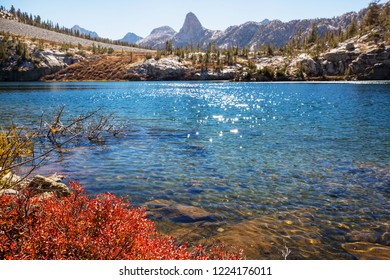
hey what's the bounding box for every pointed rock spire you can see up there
[179,12,204,37]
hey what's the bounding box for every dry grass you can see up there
[43,52,150,81]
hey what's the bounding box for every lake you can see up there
[0,81,389,259]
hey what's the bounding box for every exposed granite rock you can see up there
[288,53,321,77]
[349,45,390,79]
[0,47,82,81]
[128,57,190,80]
[194,67,237,80]
[320,40,361,76]
[255,56,287,69]
[1,171,70,198]
[25,175,71,197]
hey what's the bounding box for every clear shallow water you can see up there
[1,81,389,259]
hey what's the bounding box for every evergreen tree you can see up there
[363,0,381,28]
[308,23,319,45]
[346,16,358,38]
[196,42,201,52]
[267,44,274,56]
[0,42,9,64]
[34,15,41,26]
[16,41,30,61]
[10,5,15,15]
[92,43,97,54]
[165,40,173,54]
[379,3,390,29]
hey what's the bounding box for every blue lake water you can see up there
[0,81,389,259]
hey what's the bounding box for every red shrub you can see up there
[0,182,243,260]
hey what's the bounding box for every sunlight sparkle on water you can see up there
[1,81,389,260]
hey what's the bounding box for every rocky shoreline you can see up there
[126,32,390,81]
[0,171,71,198]
[2,34,389,82]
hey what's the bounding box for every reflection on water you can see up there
[1,81,389,259]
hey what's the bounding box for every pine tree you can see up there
[363,0,381,28]
[0,42,9,64]
[308,23,319,45]
[379,2,390,29]
[267,44,274,56]
[346,16,358,39]
[165,40,173,54]
[196,42,201,52]
[10,5,15,15]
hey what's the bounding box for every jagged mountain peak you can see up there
[136,4,375,50]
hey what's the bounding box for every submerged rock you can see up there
[145,199,221,223]
[341,242,390,260]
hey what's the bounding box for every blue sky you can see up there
[1,0,385,39]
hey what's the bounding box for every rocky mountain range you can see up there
[70,6,366,51]
[137,9,366,49]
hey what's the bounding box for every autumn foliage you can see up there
[0,182,243,260]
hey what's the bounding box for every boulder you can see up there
[323,60,333,75]
[350,46,390,79]
[346,42,355,51]
[323,50,350,62]
[288,53,321,77]
[25,175,71,197]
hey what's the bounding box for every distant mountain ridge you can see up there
[137,9,366,49]
[120,32,143,44]
[71,25,99,38]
